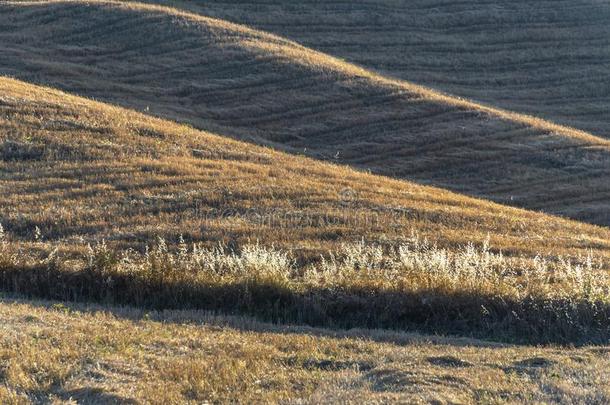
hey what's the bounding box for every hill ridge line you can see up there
[3,73,608,234]
[8,0,610,149]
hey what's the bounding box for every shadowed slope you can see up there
[161,0,610,138]
[1,0,609,225]
[1,76,609,261]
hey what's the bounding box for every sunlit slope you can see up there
[1,0,609,225]
[164,0,610,139]
[2,298,610,404]
[1,77,609,261]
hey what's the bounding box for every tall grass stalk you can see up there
[0,233,608,344]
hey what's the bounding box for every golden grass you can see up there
[1,1,609,400]
[1,0,609,224]
[2,234,609,343]
[0,298,609,404]
[0,77,609,343]
[1,76,608,260]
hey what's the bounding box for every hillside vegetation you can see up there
[2,2,610,402]
[1,77,610,343]
[1,0,609,225]
[163,0,610,138]
[2,76,608,261]
[1,298,610,404]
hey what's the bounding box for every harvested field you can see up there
[1,0,609,225]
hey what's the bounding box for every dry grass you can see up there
[160,0,610,139]
[1,3,610,400]
[1,76,608,260]
[2,232,609,343]
[0,298,609,404]
[0,78,609,343]
[1,0,609,224]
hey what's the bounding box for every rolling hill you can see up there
[2,2,610,402]
[1,76,608,259]
[1,76,610,346]
[1,0,609,225]
[161,0,610,139]
[1,71,607,398]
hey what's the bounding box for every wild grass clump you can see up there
[0,230,608,344]
[314,238,608,303]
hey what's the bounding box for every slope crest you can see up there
[0,0,609,225]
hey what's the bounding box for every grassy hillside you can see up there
[1,76,610,343]
[2,0,609,225]
[1,3,610,400]
[1,76,608,260]
[1,297,609,404]
[162,0,610,139]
